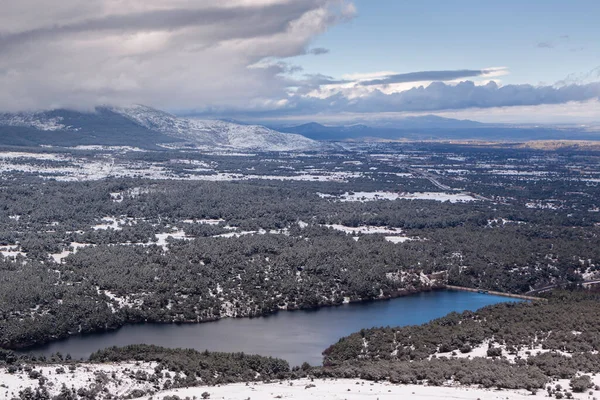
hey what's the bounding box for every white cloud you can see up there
[303,67,510,100]
[434,100,600,124]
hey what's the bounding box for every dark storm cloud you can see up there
[0,0,357,112]
[0,1,323,51]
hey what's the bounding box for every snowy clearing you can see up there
[137,377,600,400]
[0,362,176,400]
[319,191,479,203]
[324,224,403,235]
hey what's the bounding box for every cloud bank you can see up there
[192,80,600,120]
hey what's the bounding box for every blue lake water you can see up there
[22,290,519,366]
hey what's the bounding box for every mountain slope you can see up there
[274,116,486,140]
[0,106,320,151]
[112,105,320,151]
[0,108,180,149]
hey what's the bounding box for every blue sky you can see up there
[295,0,600,86]
[1,0,598,124]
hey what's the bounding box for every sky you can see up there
[0,0,599,124]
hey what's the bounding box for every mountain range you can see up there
[273,117,600,142]
[1,105,599,151]
[0,106,320,151]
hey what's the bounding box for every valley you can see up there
[0,141,598,399]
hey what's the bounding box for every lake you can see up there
[22,290,519,366]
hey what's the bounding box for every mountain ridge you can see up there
[0,106,321,151]
[273,115,600,141]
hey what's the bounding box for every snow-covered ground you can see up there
[0,151,364,182]
[324,224,403,235]
[154,228,192,249]
[323,224,414,243]
[214,228,289,238]
[384,236,413,243]
[319,191,479,203]
[50,242,93,263]
[2,370,597,400]
[113,105,322,152]
[92,216,128,230]
[430,339,576,362]
[0,245,26,259]
[490,169,555,176]
[143,378,600,400]
[0,362,176,400]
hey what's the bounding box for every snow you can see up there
[214,228,289,238]
[431,340,575,363]
[184,218,226,225]
[110,192,124,202]
[92,216,142,231]
[136,377,600,400]
[112,105,322,152]
[323,224,414,243]
[384,236,413,243]
[0,105,321,152]
[0,151,67,161]
[0,113,67,131]
[487,218,526,227]
[0,245,26,259]
[0,362,177,400]
[99,288,145,310]
[245,171,361,183]
[71,145,146,152]
[490,169,554,176]
[320,191,479,203]
[50,242,93,263]
[92,217,124,230]
[324,224,403,235]
[2,365,599,400]
[154,228,192,250]
[526,201,560,210]
[395,192,479,202]
[0,150,366,183]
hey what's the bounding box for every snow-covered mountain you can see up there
[0,106,321,151]
[0,112,70,131]
[111,105,320,151]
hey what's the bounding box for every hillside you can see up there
[112,105,321,151]
[0,106,321,151]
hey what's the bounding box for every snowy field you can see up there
[319,191,479,203]
[2,370,599,400]
[145,378,600,400]
[0,362,176,400]
[323,224,414,243]
[0,151,363,182]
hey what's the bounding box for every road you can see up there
[408,167,496,202]
[409,168,455,191]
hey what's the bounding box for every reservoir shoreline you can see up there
[16,289,522,366]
